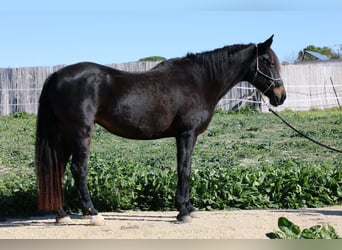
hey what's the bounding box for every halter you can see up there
[253,44,282,95]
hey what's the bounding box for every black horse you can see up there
[35,35,286,225]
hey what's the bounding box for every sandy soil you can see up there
[0,206,341,239]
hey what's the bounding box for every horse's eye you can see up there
[264,58,275,67]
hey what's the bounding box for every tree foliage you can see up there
[138,56,166,62]
[297,45,340,61]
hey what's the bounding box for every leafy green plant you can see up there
[266,217,341,239]
[0,171,38,217]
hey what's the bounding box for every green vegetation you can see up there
[0,109,341,217]
[138,56,166,62]
[297,45,341,61]
[266,217,341,239]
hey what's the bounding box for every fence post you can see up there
[329,77,341,109]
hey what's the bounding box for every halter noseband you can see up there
[253,44,282,95]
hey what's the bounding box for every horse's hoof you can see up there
[190,211,200,218]
[56,215,72,224]
[179,215,192,223]
[90,214,105,226]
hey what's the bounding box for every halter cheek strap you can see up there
[253,45,282,95]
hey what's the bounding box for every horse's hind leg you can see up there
[56,208,72,224]
[70,131,104,226]
[54,139,73,223]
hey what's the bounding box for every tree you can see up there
[297,45,340,62]
[138,56,166,62]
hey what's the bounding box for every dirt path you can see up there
[0,206,341,239]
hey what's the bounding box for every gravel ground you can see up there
[0,206,341,239]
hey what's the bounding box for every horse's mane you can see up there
[184,44,253,81]
[185,44,251,59]
[153,43,280,80]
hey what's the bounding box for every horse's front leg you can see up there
[175,131,198,222]
[69,137,105,226]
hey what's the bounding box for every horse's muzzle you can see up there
[270,86,286,106]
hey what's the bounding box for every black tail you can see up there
[35,73,66,211]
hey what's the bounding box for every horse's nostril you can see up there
[274,86,286,105]
[279,93,286,104]
[282,95,286,103]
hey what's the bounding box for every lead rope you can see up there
[260,96,342,153]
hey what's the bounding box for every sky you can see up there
[0,0,341,67]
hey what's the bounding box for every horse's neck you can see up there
[210,47,254,104]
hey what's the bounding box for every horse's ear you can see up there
[257,35,274,54]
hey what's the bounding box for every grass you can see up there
[1,109,341,173]
[0,108,341,216]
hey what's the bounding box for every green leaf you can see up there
[265,232,282,239]
[278,217,301,238]
[301,226,321,239]
[320,224,341,239]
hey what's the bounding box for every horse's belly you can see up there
[96,108,176,140]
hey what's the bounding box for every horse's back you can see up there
[45,62,116,123]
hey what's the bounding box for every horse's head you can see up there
[248,35,286,107]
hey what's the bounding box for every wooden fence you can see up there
[1,61,341,115]
[0,61,257,115]
[0,62,162,115]
[271,62,342,111]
